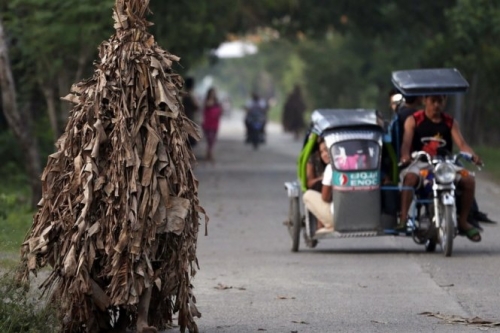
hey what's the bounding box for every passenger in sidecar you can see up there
[284,108,390,252]
[303,138,334,234]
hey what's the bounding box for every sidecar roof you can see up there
[311,109,383,134]
[392,68,469,96]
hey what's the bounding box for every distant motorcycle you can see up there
[245,110,266,149]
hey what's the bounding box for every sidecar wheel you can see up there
[304,234,318,248]
[289,197,301,252]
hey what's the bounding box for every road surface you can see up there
[187,111,500,333]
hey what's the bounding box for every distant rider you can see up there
[244,92,268,143]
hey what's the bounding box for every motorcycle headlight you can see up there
[435,162,456,183]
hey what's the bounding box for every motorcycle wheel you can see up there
[249,130,259,150]
[424,221,438,252]
[439,203,455,257]
[287,197,301,252]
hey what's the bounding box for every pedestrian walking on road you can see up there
[202,87,223,162]
[282,84,307,140]
[182,77,200,147]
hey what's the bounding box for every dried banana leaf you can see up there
[18,1,205,332]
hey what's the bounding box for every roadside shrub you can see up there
[0,272,60,333]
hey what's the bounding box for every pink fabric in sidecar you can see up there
[335,154,367,170]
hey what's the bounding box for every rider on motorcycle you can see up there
[385,90,494,225]
[399,94,483,242]
[244,92,268,143]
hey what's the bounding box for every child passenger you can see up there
[303,140,334,235]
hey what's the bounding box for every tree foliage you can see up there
[1,0,500,203]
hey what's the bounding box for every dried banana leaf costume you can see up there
[18,1,204,332]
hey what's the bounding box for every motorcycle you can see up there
[405,138,481,256]
[246,110,266,150]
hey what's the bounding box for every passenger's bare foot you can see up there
[315,226,334,235]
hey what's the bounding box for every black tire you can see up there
[425,213,437,252]
[249,130,259,150]
[425,237,437,252]
[287,198,301,252]
[439,204,455,257]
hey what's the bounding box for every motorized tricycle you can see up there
[284,68,477,257]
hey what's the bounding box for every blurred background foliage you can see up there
[1,0,500,224]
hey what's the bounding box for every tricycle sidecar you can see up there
[284,108,398,252]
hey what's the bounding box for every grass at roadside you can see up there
[0,258,19,270]
[0,209,33,252]
[0,185,33,256]
[475,146,500,181]
[0,272,60,332]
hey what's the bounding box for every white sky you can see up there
[214,41,258,58]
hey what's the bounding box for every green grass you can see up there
[0,258,20,270]
[267,103,282,123]
[0,272,60,332]
[474,146,500,181]
[0,187,34,254]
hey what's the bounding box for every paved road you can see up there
[186,111,500,333]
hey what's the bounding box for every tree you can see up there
[0,17,41,207]
[5,0,115,139]
[440,0,500,144]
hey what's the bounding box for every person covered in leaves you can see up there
[17,1,204,333]
[303,138,335,235]
[202,87,223,162]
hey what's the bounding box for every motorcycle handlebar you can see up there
[455,151,484,169]
[404,151,484,171]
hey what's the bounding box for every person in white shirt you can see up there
[302,140,334,235]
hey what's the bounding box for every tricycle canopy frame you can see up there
[310,109,383,135]
[391,68,469,96]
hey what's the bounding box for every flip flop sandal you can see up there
[459,227,482,242]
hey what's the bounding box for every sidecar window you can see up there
[331,140,380,171]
